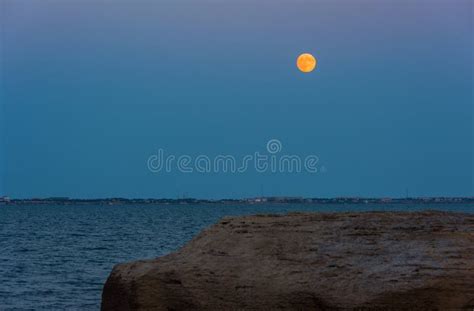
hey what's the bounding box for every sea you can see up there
[1,203,473,310]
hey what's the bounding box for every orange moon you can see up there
[296,53,317,73]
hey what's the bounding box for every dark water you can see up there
[0,203,473,310]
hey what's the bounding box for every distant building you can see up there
[252,197,268,203]
[0,196,11,203]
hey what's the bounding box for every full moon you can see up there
[297,53,317,73]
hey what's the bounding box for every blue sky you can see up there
[1,0,472,198]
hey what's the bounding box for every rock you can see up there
[102,211,474,310]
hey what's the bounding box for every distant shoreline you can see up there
[1,196,473,206]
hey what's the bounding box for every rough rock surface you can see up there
[102,211,474,310]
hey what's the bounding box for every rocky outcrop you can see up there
[102,211,474,310]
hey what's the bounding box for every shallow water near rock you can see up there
[1,203,473,310]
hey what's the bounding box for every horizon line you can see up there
[2,196,474,201]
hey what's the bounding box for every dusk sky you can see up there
[1,0,472,199]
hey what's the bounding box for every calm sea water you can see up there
[1,203,473,310]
